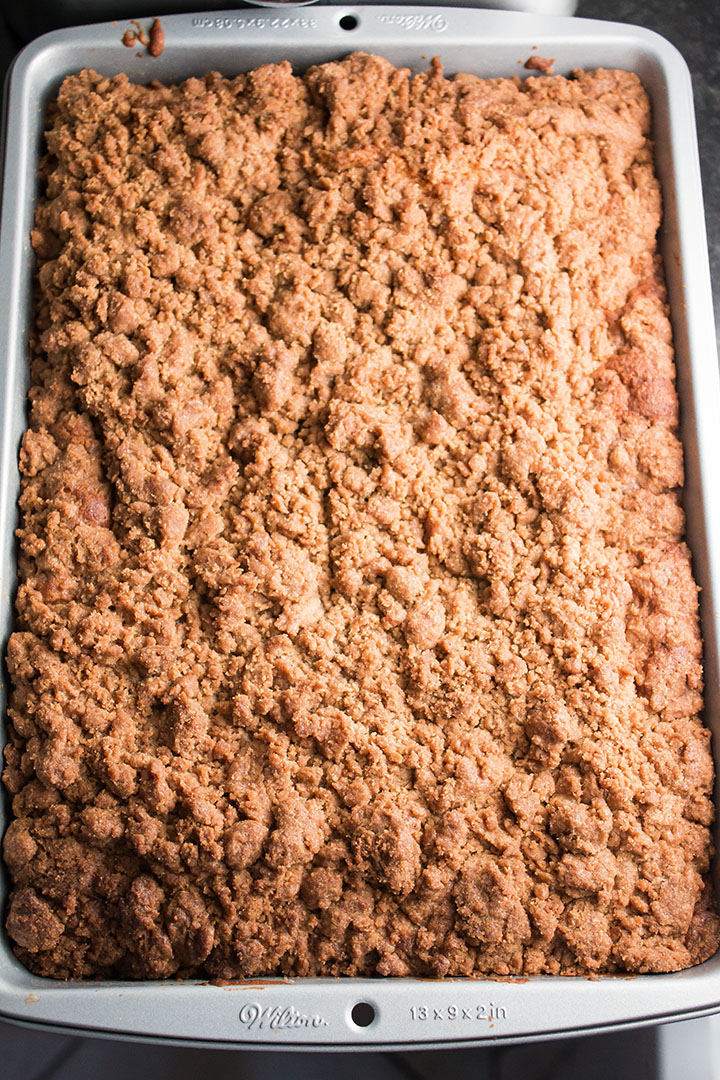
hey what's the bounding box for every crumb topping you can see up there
[4,54,718,979]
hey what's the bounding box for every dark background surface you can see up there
[0,0,717,1076]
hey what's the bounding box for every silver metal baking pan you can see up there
[0,5,719,1051]
[6,0,578,43]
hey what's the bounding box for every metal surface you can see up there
[232,0,579,10]
[0,5,718,1051]
[4,0,578,42]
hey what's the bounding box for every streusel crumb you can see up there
[4,55,718,978]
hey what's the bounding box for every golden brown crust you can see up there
[3,55,718,979]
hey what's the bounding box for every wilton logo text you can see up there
[239,1003,329,1031]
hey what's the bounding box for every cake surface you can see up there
[4,54,719,978]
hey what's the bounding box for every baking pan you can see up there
[0,6,719,1051]
[5,0,578,43]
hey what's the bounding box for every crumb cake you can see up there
[3,53,719,979]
